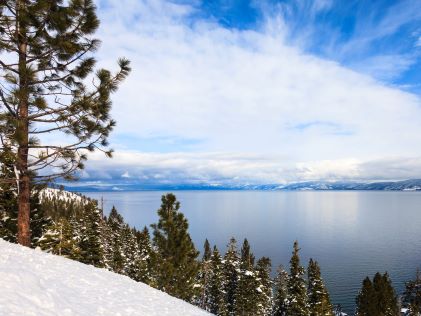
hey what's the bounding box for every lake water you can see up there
[84,190,421,314]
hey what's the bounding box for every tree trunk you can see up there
[16,0,30,246]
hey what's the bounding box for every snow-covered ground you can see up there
[0,239,212,316]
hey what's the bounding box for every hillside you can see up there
[0,239,211,316]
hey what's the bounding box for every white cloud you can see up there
[121,171,131,178]
[80,151,421,184]
[77,0,421,183]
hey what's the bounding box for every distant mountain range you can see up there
[62,179,421,192]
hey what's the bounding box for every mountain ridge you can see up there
[60,179,421,192]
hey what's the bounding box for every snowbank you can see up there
[0,239,211,316]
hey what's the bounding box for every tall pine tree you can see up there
[286,241,310,316]
[197,239,213,310]
[0,0,130,246]
[208,245,228,316]
[223,237,240,315]
[151,193,199,302]
[255,256,272,316]
[235,238,259,316]
[273,265,289,316]
[307,259,333,316]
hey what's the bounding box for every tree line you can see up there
[1,188,421,315]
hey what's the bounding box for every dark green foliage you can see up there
[356,277,378,316]
[0,0,131,182]
[235,238,259,315]
[197,239,213,310]
[273,265,289,316]
[78,202,104,268]
[133,226,154,285]
[223,237,240,315]
[0,0,130,245]
[208,246,228,316]
[255,257,272,316]
[106,206,125,273]
[151,193,200,302]
[286,241,310,316]
[307,259,333,316]
[38,218,81,260]
[356,272,398,316]
[403,270,421,315]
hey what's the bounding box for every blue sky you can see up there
[61,0,421,186]
[193,0,421,90]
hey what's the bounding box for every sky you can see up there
[70,0,421,186]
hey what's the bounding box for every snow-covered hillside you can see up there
[40,187,88,204]
[0,239,211,316]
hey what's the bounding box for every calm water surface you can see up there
[84,190,421,314]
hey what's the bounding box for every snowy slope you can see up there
[40,187,88,204]
[0,239,212,316]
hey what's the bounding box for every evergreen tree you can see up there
[356,277,377,316]
[286,241,310,316]
[38,218,81,260]
[273,265,289,316]
[307,259,333,316]
[356,272,398,316]
[235,238,259,316]
[151,193,199,302]
[78,202,104,268]
[208,246,228,316]
[373,272,398,316]
[197,239,213,310]
[120,224,140,278]
[133,226,154,285]
[223,237,240,315]
[255,256,272,316]
[403,270,421,315]
[0,0,130,246]
[105,206,125,273]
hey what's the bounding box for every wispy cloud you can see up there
[57,0,421,185]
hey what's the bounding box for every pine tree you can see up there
[120,224,140,278]
[133,226,154,285]
[373,272,398,316]
[151,193,199,302]
[78,202,104,268]
[273,265,289,316]
[286,241,310,316]
[105,206,125,273]
[255,257,272,316]
[404,269,421,315]
[208,246,228,316]
[0,0,130,246]
[235,238,259,316]
[223,237,240,315]
[38,218,81,260]
[356,277,377,316]
[356,272,398,316]
[197,239,213,310]
[307,259,333,316]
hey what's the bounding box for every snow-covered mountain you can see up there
[0,239,211,316]
[62,179,421,192]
